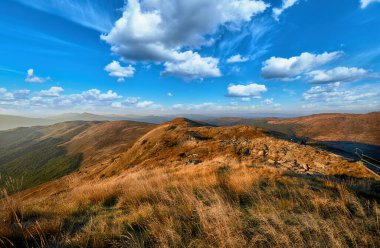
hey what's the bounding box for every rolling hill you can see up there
[206,112,380,146]
[0,118,379,247]
[268,112,380,146]
[0,120,155,191]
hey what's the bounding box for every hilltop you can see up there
[1,118,379,247]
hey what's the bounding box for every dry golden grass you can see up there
[1,161,379,248]
[1,119,379,247]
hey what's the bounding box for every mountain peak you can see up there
[165,117,209,127]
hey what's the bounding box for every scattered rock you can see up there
[187,159,202,165]
[178,152,187,158]
[244,148,251,155]
[186,131,209,141]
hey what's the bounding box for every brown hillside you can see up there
[1,118,379,247]
[107,118,376,178]
[269,112,380,145]
[64,120,156,167]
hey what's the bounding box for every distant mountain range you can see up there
[0,112,295,131]
[0,113,166,130]
[2,112,379,147]
[206,112,380,146]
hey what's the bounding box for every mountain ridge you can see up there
[1,117,380,247]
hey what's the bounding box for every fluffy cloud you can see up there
[261,51,342,80]
[81,89,122,101]
[262,98,273,105]
[25,69,50,83]
[306,67,368,84]
[227,83,267,98]
[162,51,221,79]
[40,87,64,97]
[273,0,299,21]
[302,82,341,101]
[227,54,249,63]
[0,86,162,113]
[104,61,135,82]
[302,82,380,110]
[361,0,380,8]
[0,87,123,111]
[124,97,140,104]
[101,0,268,79]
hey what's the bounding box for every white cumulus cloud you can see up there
[261,51,342,80]
[262,98,274,105]
[40,86,64,97]
[302,82,380,111]
[124,97,140,104]
[0,86,166,113]
[101,0,268,79]
[82,89,122,101]
[306,67,368,84]
[227,83,267,98]
[162,51,221,80]
[25,69,50,83]
[227,54,249,63]
[105,61,135,82]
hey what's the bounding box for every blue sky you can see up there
[0,0,379,116]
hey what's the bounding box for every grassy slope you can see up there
[0,122,90,191]
[1,157,379,247]
[269,112,380,146]
[0,119,379,247]
[0,120,156,191]
[64,120,156,167]
[206,112,380,146]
